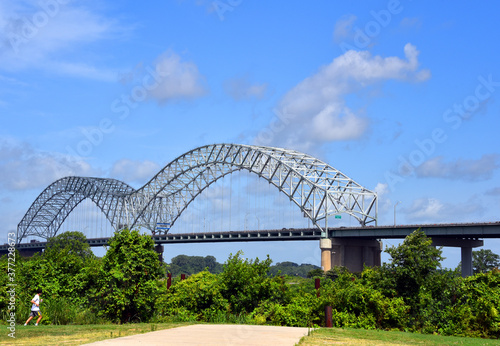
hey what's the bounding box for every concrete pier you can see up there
[320,238,382,272]
[320,236,483,276]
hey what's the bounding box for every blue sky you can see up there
[1,0,499,268]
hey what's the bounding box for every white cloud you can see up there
[255,44,430,151]
[416,155,499,181]
[224,76,268,100]
[0,1,123,80]
[0,139,96,191]
[373,182,393,213]
[147,51,207,102]
[333,15,357,43]
[311,105,368,141]
[406,198,444,221]
[110,159,161,183]
[405,197,485,223]
[374,182,389,196]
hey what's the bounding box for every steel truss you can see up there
[17,144,377,243]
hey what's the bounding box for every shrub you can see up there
[91,229,164,323]
[320,268,410,330]
[253,294,321,327]
[454,270,500,338]
[218,251,289,314]
[156,270,229,321]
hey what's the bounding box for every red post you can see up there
[325,306,333,328]
[167,273,172,289]
[315,278,320,297]
[181,274,186,280]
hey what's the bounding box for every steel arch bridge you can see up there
[17,144,378,244]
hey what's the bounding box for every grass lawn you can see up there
[0,322,190,345]
[298,327,499,345]
[2,323,498,345]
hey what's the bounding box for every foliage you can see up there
[473,249,500,274]
[218,251,289,315]
[269,262,321,278]
[168,254,223,276]
[91,229,164,323]
[42,296,102,325]
[321,269,410,330]
[6,227,500,339]
[4,232,99,324]
[443,269,500,338]
[325,266,351,281]
[384,229,443,306]
[306,268,324,278]
[414,268,462,333]
[45,231,93,260]
[156,270,229,321]
[252,293,321,327]
[166,255,320,278]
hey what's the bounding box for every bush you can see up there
[91,229,164,323]
[218,251,289,314]
[452,270,500,338]
[320,268,410,330]
[7,229,500,339]
[44,296,76,325]
[252,294,321,327]
[156,270,229,321]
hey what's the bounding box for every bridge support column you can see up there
[320,238,382,273]
[431,238,483,277]
[461,246,473,277]
[320,238,332,272]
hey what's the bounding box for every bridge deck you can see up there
[4,222,500,253]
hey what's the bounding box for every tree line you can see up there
[167,248,499,279]
[1,229,499,339]
[167,254,320,278]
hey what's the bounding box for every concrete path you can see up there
[84,324,310,346]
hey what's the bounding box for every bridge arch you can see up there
[17,144,377,243]
[17,177,136,243]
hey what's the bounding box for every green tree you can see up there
[10,231,96,324]
[92,229,164,323]
[473,249,500,274]
[325,266,350,281]
[43,231,95,299]
[320,269,410,330]
[168,254,222,276]
[268,262,321,278]
[157,270,228,321]
[383,229,447,332]
[45,231,93,259]
[385,228,444,301]
[447,270,500,338]
[218,251,288,314]
[307,268,324,278]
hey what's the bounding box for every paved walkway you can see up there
[84,324,310,346]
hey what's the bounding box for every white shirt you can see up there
[31,294,40,311]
